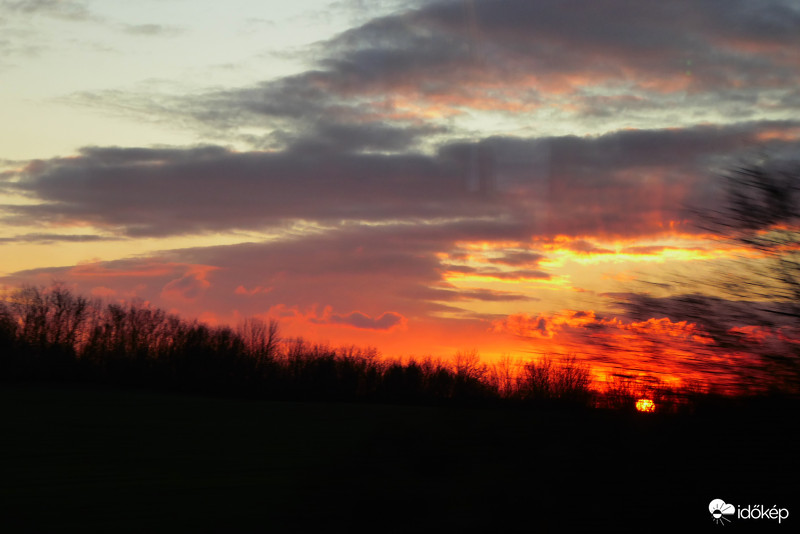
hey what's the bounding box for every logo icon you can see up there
[709,499,736,525]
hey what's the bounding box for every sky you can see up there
[2,0,800,389]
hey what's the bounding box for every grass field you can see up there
[1,383,797,532]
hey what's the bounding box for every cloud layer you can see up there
[7,122,800,239]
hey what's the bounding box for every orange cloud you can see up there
[491,309,768,391]
[495,310,715,346]
[493,310,598,339]
[535,234,733,265]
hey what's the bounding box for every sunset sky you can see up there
[2,0,799,388]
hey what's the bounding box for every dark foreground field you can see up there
[1,384,797,533]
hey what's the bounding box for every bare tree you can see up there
[237,317,280,363]
[5,285,90,351]
[518,356,592,403]
[487,354,519,399]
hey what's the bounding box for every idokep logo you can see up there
[709,499,790,526]
[709,499,736,525]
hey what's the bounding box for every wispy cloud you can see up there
[121,23,182,37]
[1,0,95,21]
[0,233,116,243]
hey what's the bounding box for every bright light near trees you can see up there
[636,398,656,413]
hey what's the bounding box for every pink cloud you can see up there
[234,285,273,296]
[90,286,116,297]
[159,265,218,302]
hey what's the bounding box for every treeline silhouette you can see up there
[1,284,707,410]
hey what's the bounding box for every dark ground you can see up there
[1,383,797,533]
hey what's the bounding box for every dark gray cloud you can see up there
[41,0,795,195]
[182,0,800,131]
[465,121,800,237]
[7,121,800,240]
[423,0,799,87]
[7,144,490,237]
[324,310,405,330]
[60,0,799,157]
[275,119,445,154]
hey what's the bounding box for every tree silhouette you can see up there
[622,160,800,393]
[708,161,800,390]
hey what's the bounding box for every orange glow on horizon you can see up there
[535,234,736,265]
[490,308,767,392]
